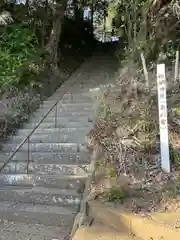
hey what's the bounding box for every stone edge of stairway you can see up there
[69,144,102,240]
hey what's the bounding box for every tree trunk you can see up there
[46,1,66,66]
[90,0,94,37]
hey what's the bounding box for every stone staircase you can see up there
[0,56,117,240]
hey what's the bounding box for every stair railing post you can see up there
[27,136,30,174]
[55,102,58,128]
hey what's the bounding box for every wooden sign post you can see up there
[156,64,170,173]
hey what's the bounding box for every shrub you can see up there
[0,23,38,92]
[175,174,180,195]
[106,186,127,202]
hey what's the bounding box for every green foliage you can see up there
[115,0,180,63]
[0,23,38,91]
[107,166,117,178]
[106,186,126,202]
[175,107,180,116]
[166,39,180,60]
[175,174,180,195]
[170,145,180,170]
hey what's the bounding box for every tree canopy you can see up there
[1,0,180,93]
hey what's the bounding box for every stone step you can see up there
[0,174,88,189]
[4,152,90,164]
[2,142,88,153]
[49,94,92,101]
[0,221,70,239]
[16,126,92,136]
[22,121,93,129]
[9,132,88,144]
[0,201,76,226]
[54,98,93,104]
[37,106,93,113]
[64,86,105,95]
[33,110,93,118]
[40,102,93,108]
[28,116,92,124]
[0,152,8,162]
[0,186,81,208]
[57,84,94,92]
[0,162,90,175]
[55,92,93,100]
[61,81,104,88]
[61,86,102,93]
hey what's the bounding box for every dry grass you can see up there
[88,62,180,214]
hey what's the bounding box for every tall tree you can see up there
[46,0,67,67]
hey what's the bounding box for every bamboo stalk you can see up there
[174,50,179,82]
[140,52,149,87]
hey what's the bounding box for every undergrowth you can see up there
[89,60,180,212]
[0,23,39,92]
[106,186,126,203]
[175,174,180,195]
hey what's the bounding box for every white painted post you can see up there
[174,50,179,82]
[156,64,170,173]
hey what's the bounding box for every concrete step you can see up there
[28,116,92,124]
[0,221,70,239]
[49,94,93,101]
[37,106,93,113]
[2,142,88,153]
[0,162,90,175]
[56,89,92,94]
[3,152,90,165]
[22,121,93,129]
[0,201,76,226]
[61,86,103,93]
[15,126,92,136]
[33,110,94,118]
[40,102,93,108]
[9,132,88,144]
[60,82,104,88]
[73,225,134,240]
[90,200,180,239]
[0,174,88,189]
[150,212,180,229]
[55,92,93,100]
[53,98,93,104]
[0,186,81,208]
[64,86,106,94]
[0,153,8,162]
